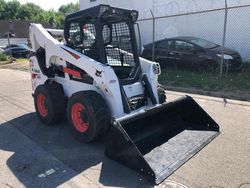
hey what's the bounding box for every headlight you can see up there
[216,54,233,60]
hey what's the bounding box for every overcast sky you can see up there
[6,0,79,11]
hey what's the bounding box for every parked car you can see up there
[141,36,242,71]
[3,44,31,58]
[3,44,29,50]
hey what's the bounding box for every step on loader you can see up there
[29,5,220,184]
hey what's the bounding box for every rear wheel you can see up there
[67,91,111,143]
[34,83,65,125]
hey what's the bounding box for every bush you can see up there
[242,62,250,70]
[0,52,7,61]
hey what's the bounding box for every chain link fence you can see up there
[137,0,250,78]
[77,0,250,98]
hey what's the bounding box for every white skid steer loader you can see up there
[29,5,220,184]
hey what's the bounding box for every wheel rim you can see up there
[71,103,89,133]
[37,93,48,117]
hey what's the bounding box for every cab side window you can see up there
[68,22,81,45]
[82,23,96,48]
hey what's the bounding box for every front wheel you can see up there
[67,91,111,143]
[202,60,218,72]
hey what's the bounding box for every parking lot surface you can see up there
[0,69,249,188]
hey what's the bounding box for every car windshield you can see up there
[190,38,218,49]
[19,44,28,49]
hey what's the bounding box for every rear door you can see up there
[172,40,198,68]
[11,48,20,57]
[154,40,173,68]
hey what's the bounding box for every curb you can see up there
[161,85,250,106]
[162,85,250,101]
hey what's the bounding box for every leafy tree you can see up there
[0,0,79,28]
[0,0,7,19]
[18,3,44,20]
[59,2,80,15]
[1,0,21,19]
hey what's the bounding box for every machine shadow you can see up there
[0,113,151,187]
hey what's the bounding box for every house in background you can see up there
[0,20,51,48]
[79,0,250,61]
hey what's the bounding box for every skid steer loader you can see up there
[29,5,220,184]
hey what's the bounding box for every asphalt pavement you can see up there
[0,69,249,188]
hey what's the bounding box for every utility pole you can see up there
[7,32,13,63]
[150,10,155,62]
[8,20,14,63]
[220,0,228,78]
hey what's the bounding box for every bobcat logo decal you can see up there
[95,69,103,77]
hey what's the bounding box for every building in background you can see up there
[0,20,51,48]
[80,0,250,62]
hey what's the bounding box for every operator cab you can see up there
[64,5,141,84]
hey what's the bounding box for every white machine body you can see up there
[29,24,161,119]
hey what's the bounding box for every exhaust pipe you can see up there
[105,96,220,184]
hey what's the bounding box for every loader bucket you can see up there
[105,96,220,184]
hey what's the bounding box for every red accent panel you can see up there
[62,47,81,60]
[63,67,81,78]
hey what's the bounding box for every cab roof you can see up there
[65,4,138,24]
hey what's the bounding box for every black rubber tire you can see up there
[67,91,111,143]
[203,60,218,72]
[157,85,166,104]
[34,83,65,125]
[25,53,30,58]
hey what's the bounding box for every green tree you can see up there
[18,3,44,20]
[59,2,80,15]
[0,0,7,19]
[0,0,80,28]
[2,0,21,19]
[40,10,64,28]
